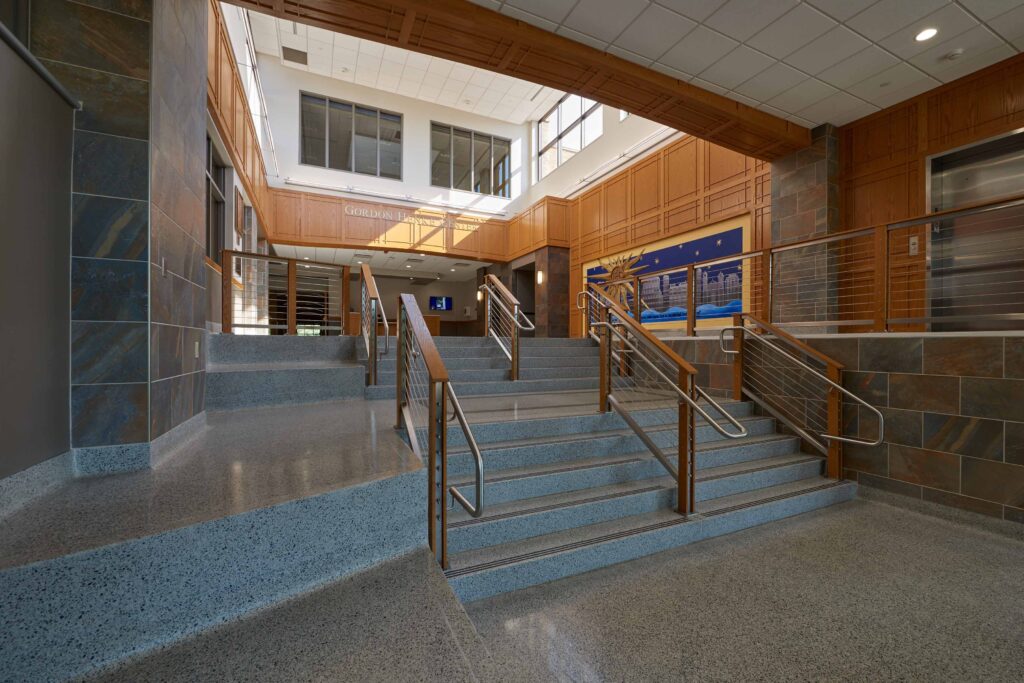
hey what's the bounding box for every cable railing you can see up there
[479,274,535,380]
[396,293,483,568]
[359,263,389,385]
[578,284,747,514]
[719,313,884,479]
[221,249,347,336]
[596,193,1024,335]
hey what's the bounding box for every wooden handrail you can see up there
[360,262,381,301]
[484,273,518,306]
[739,313,843,370]
[399,293,448,382]
[588,284,696,376]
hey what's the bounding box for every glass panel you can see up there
[430,123,452,188]
[453,128,472,191]
[379,111,402,179]
[583,107,603,147]
[327,100,352,171]
[558,95,581,134]
[539,146,557,179]
[538,113,556,149]
[353,106,378,175]
[300,94,327,166]
[473,133,492,194]
[492,137,511,198]
[560,121,581,164]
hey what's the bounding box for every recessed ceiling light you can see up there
[303,257,309,260]
[356,261,362,264]
[406,265,411,268]
[450,268,455,272]
[915,27,938,42]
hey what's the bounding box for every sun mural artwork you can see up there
[590,252,646,309]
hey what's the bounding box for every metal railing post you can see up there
[427,379,448,567]
[511,303,520,381]
[632,276,641,321]
[368,298,379,385]
[483,288,491,338]
[827,364,843,479]
[678,368,693,514]
[731,313,744,401]
[286,258,297,335]
[598,305,609,413]
[395,301,405,430]
[762,248,773,323]
[221,250,232,334]
[686,264,696,337]
[873,224,888,332]
[341,265,351,335]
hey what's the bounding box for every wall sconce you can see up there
[476,290,483,302]
[536,270,544,285]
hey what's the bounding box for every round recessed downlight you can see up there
[915,27,938,42]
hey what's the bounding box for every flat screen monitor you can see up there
[429,296,452,311]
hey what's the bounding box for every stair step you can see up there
[444,416,777,477]
[444,478,856,602]
[206,361,364,409]
[446,453,823,553]
[208,335,354,365]
[367,376,601,401]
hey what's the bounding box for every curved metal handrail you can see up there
[479,281,536,331]
[446,383,484,518]
[718,326,884,446]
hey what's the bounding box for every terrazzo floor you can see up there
[82,499,1024,682]
[0,398,417,569]
[467,498,1024,682]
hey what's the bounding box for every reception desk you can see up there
[347,312,440,336]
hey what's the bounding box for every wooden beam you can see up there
[223,0,811,159]
[397,8,415,44]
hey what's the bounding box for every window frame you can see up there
[299,91,403,180]
[537,94,602,179]
[205,135,227,265]
[429,121,512,198]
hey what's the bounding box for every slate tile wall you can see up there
[32,0,153,454]
[149,0,207,439]
[801,335,1024,525]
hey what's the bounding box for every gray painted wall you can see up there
[0,36,73,478]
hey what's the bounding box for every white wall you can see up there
[358,275,480,322]
[522,107,675,205]
[259,56,528,217]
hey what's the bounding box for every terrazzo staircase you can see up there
[436,394,856,602]
[360,336,601,400]
[206,335,365,409]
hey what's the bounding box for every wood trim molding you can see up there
[221,0,809,159]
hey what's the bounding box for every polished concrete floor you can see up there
[468,498,1024,682]
[0,399,418,569]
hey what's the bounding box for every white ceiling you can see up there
[470,0,1024,127]
[246,12,565,124]
[271,244,488,282]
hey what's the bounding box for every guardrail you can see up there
[359,263,388,384]
[479,274,535,380]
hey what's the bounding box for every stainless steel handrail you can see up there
[593,320,748,439]
[607,394,678,478]
[718,326,885,446]
[446,384,484,518]
[480,282,536,330]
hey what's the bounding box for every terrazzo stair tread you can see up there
[445,454,823,552]
[444,478,857,601]
[208,335,355,364]
[450,452,819,525]
[207,360,360,372]
[518,366,604,380]
[207,363,365,409]
[445,400,753,447]
[373,357,510,371]
[449,377,600,395]
[377,368,512,384]
[515,355,602,368]
[518,347,600,357]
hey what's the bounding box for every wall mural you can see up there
[586,226,744,324]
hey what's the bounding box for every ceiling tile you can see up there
[649,62,692,80]
[555,26,610,51]
[691,77,727,95]
[562,0,650,43]
[358,40,384,57]
[804,0,876,22]
[796,91,879,125]
[817,45,899,89]
[784,25,871,75]
[733,61,806,102]
[697,45,776,91]
[653,0,728,23]
[704,0,799,42]
[845,0,946,42]
[606,45,653,66]
[878,3,979,60]
[747,4,837,59]
[766,77,837,113]
[613,4,697,61]
[925,43,1016,82]
[308,26,334,44]
[847,62,941,108]
[500,6,558,32]
[728,92,759,107]
[504,0,578,24]
[993,4,1024,43]
[958,0,1021,20]
[469,0,501,9]
[910,26,1011,80]
[658,25,738,75]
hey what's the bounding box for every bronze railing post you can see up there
[731,313,744,401]
[686,264,696,336]
[427,379,448,567]
[873,224,888,332]
[632,276,641,322]
[341,265,351,335]
[395,298,405,430]
[221,250,232,334]
[483,288,491,338]
[511,303,520,381]
[286,259,297,335]
[598,305,609,413]
[677,367,693,514]
[827,364,843,479]
[761,248,772,323]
